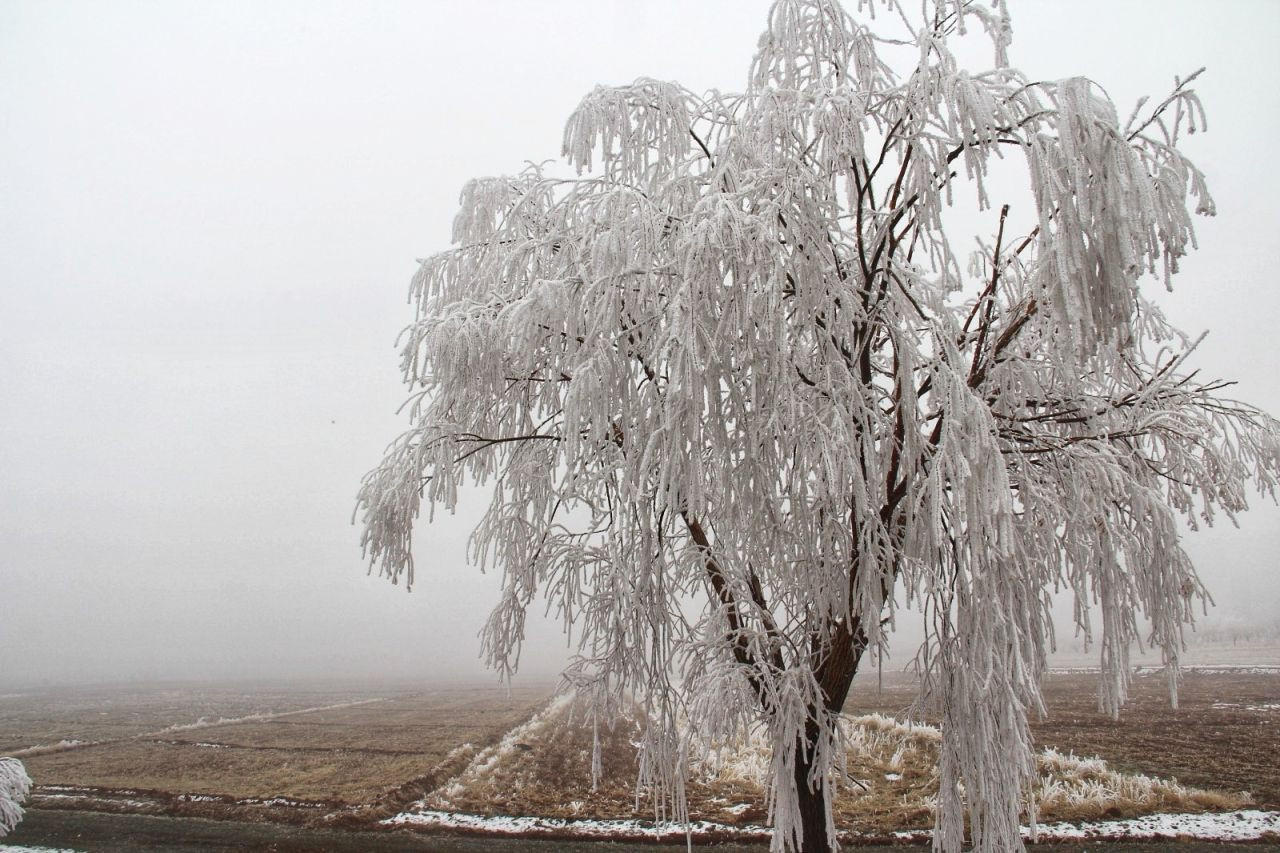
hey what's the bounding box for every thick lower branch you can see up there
[811,615,869,712]
[682,513,787,698]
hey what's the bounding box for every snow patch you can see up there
[31,793,153,809]
[11,740,90,758]
[427,694,574,810]
[1030,809,1280,842]
[234,795,329,809]
[385,807,1280,843]
[383,809,771,840]
[1051,664,1280,676]
[1133,664,1280,675]
[1212,701,1280,712]
[155,697,385,736]
[889,810,1280,843]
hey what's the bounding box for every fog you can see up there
[1,1,1277,687]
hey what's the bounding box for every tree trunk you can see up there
[789,617,868,852]
[792,729,831,853]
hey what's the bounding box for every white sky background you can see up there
[1,1,1277,686]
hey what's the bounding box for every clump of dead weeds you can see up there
[418,693,1250,833]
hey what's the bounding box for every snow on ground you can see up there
[10,742,89,759]
[384,808,1280,843]
[26,792,155,809]
[1133,664,1280,675]
[1212,701,1280,712]
[1049,664,1280,676]
[383,809,772,841]
[427,693,574,809]
[154,697,386,735]
[1029,809,1280,842]
[0,846,83,852]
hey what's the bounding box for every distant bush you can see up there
[0,756,32,837]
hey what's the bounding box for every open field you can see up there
[1,666,1277,846]
[416,677,1260,836]
[844,666,1280,811]
[5,682,550,822]
[0,684,406,755]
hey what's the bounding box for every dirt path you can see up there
[4,810,1278,853]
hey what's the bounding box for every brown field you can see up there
[843,667,1280,811]
[8,683,550,820]
[423,684,1250,835]
[0,684,397,754]
[2,667,1276,840]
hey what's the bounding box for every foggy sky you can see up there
[2,1,1278,687]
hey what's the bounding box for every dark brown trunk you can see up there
[792,727,831,853]
[790,620,869,852]
[814,617,868,713]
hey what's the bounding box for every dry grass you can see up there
[24,740,430,802]
[13,684,550,808]
[426,693,647,819]
[164,694,542,755]
[845,668,1280,810]
[6,670,1274,835]
[0,685,404,755]
[1034,748,1240,822]
[424,692,1251,834]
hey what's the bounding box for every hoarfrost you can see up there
[359,1,1280,850]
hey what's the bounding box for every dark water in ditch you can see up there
[4,810,1278,852]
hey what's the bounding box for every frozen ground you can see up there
[4,809,1280,852]
[3,668,1277,847]
[384,808,1280,843]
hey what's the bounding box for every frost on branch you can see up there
[358,1,1280,851]
[563,79,695,180]
[0,757,31,837]
[1025,77,1214,352]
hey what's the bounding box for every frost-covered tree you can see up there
[358,2,1280,850]
[0,757,32,837]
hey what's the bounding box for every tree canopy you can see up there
[358,1,1280,850]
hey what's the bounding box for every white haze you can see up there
[1,0,1277,687]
